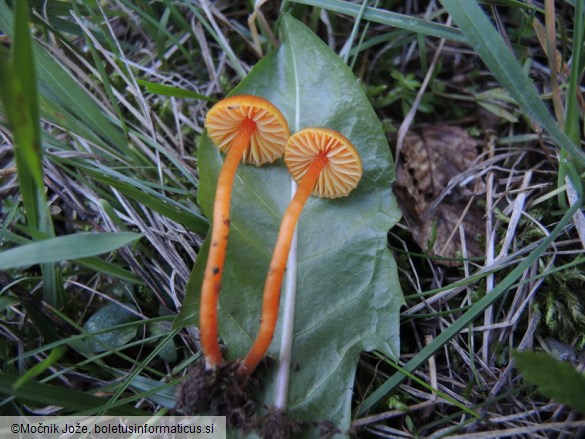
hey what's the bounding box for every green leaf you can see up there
[177,14,403,434]
[0,232,142,269]
[149,321,178,363]
[83,303,139,353]
[515,351,585,414]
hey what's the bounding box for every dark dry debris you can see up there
[176,360,317,438]
[176,361,254,429]
[254,407,306,439]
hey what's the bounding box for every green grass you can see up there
[1,0,584,437]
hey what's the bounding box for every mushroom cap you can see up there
[285,128,363,199]
[205,95,290,165]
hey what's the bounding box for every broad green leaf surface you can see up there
[150,321,178,363]
[177,14,403,434]
[83,303,139,353]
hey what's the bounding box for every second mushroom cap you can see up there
[285,127,362,199]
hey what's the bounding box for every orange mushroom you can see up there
[241,127,363,375]
[201,95,289,368]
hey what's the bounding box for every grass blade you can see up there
[565,0,583,145]
[0,0,129,155]
[357,195,583,415]
[290,0,466,43]
[0,232,142,270]
[13,347,66,390]
[71,2,129,138]
[76,257,142,284]
[440,0,585,168]
[87,171,208,234]
[137,79,217,102]
[0,0,59,304]
[0,2,44,231]
[0,372,144,415]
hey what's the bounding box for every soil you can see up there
[254,407,306,439]
[175,360,255,428]
[176,360,327,438]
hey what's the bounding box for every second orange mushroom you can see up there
[241,127,363,376]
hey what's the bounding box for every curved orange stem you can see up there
[241,153,328,376]
[200,118,257,369]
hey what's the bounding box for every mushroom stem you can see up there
[241,153,328,376]
[201,118,257,369]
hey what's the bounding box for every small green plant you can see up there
[540,267,585,343]
[368,70,436,115]
[515,350,585,415]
